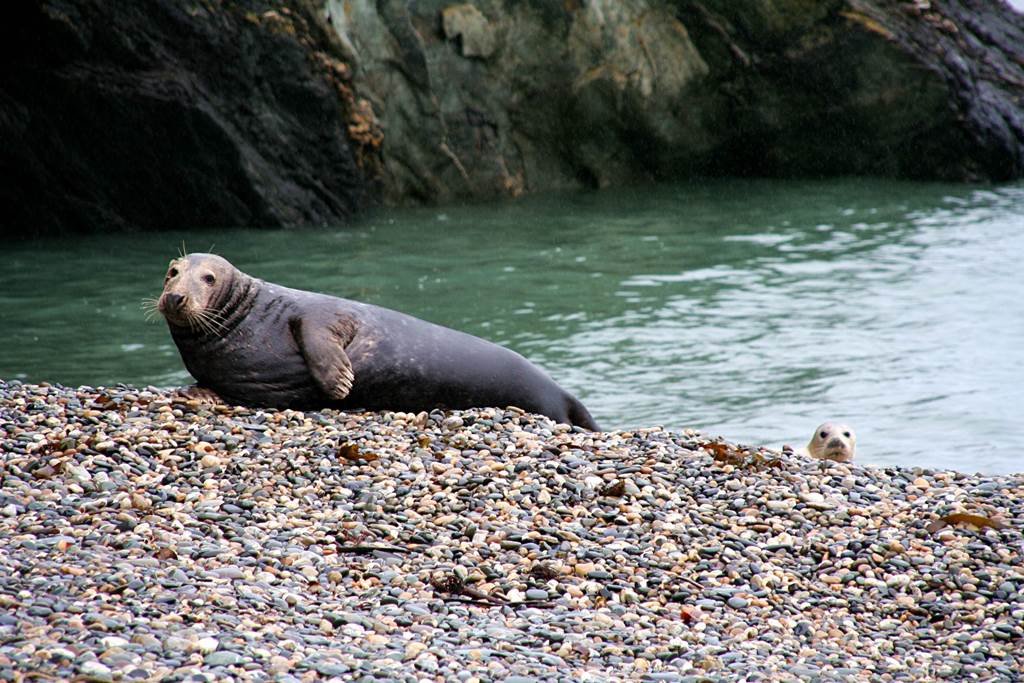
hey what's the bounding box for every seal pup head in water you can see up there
[804,422,856,462]
[156,253,601,431]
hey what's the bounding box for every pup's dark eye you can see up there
[843,431,851,438]
[820,431,828,439]
[202,274,216,285]
[168,268,178,278]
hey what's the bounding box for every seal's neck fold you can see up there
[211,274,258,336]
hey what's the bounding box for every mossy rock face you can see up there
[331,0,723,200]
[330,0,1023,203]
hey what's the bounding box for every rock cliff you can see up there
[2,0,1022,237]
[1,0,376,237]
[331,0,1024,204]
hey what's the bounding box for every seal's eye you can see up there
[820,431,828,439]
[168,268,178,279]
[843,431,851,438]
[202,274,216,285]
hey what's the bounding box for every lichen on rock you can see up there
[442,3,498,58]
[568,0,709,101]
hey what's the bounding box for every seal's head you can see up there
[806,422,856,462]
[158,253,238,331]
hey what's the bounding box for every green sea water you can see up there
[2,179,1022,473]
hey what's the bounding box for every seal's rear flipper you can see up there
[569,398,601,432]
[290,316,356,401]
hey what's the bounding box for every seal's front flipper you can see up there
[180,385,224,404]
[290,316,356,401]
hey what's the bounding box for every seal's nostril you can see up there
[167,293,185,309]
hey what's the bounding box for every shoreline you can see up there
[1,380,1021,681]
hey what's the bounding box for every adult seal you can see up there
[157,253,601,430]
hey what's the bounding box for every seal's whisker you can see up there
[141,298,162,323]
[201,306,229,324]
[209,314,227,333]
[191,309,209,332]
[204,319,226,335]
[200,306,227,320]
[195,310,228,337]
[199,318,219,336]
[197,305,226,325]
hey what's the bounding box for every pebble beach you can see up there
[1,379,1022,682]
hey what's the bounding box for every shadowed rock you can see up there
[0,0,378,238]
